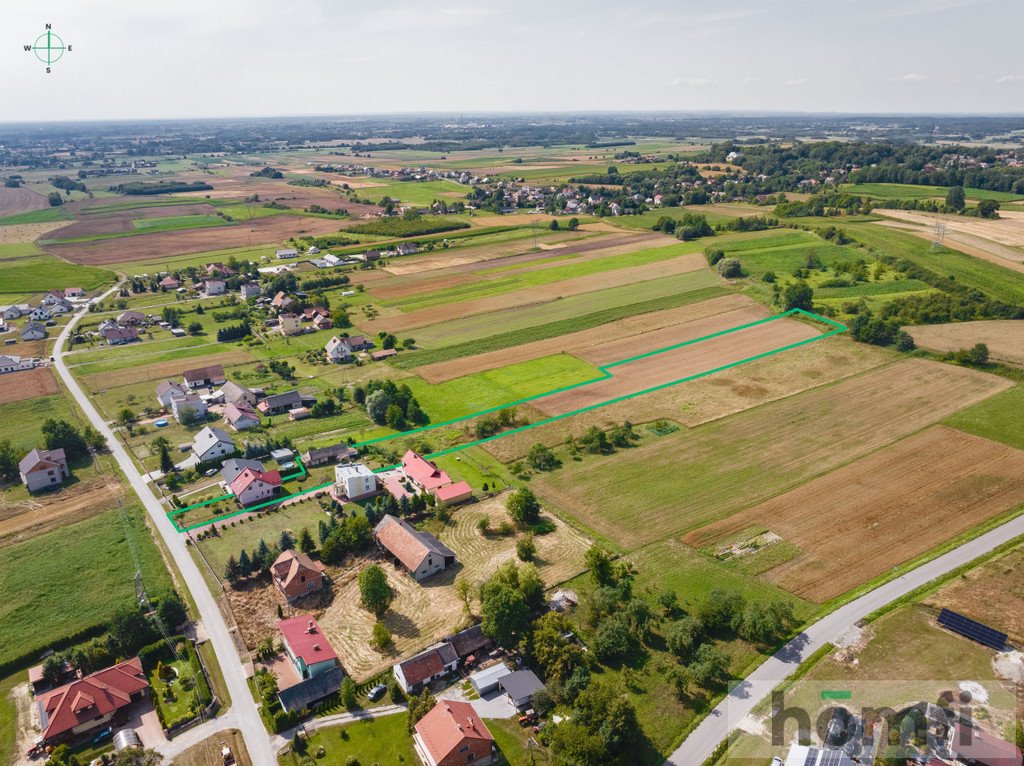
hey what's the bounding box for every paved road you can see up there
[667,512,1024,765]
[53,287,277,766]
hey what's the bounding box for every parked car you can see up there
[204,468,218,477]
[367,683,387,702]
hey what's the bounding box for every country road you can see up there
[52,285,277,766]
[667,511,1024,764]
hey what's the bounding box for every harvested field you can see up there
[0,221,70,244]
[533,311,820,416]
[460,232,665,274]
[0,367,59,404]
[529,360,1011,549]
[874,208,1024,249]
[0,187,48,217]
[45,214,344,265]
[0,477,126,547]
[483,336,891,461]
[79,349,255,390]
[684,426,1024,602]
[926,538,1024,645]
[363,252,705,334]
[233,495,591,680]
[907,320,1024,366]
[417,293,757,383]
[46,202,219,239]
[368,272,482,301]
[875,220,1024,274]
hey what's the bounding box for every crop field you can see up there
[0,475,127,548]
[529,360,1010,548]
[684,426,1024,602]
[401,269,723,348]
[944,384,1024,450]
[840,182,1024,202]
[873,208,1024,251]
[363,249,705,335]
[532,310,822,416]
[76,349,256,390]
[0,187,48,217]
[0,368,59,404]
[0,247,113,293]
[906,319,1024,365]
[605,207,741,230]
[351,179,472,205]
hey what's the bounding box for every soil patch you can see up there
[0,187,49,217]
[0,367,59,403]
[0,477,127,547]
[906,320,1024,366]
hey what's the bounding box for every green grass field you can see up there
[0,206,74,225]
[284,715,417,766]
[0,505,173,670]
[0,252,113,293]
[610,207,743,230]
[356,179,472,206]
[132,213,228,231]
[403,353,601,421]
[943,384,1024,450]
[0,394,81,452]
[841,182,1024,202]
[406,269,722,348]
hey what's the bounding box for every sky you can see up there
[2,0,1023,121]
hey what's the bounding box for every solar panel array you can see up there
[937,608,1007,651]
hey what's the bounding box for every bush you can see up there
[516,533,536,562]
[715,258,742,278]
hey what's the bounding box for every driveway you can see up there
[437,682,517,719]
[122,698,166,750]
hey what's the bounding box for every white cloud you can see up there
[784,78,807,86]
[996,74,1024,84]
[672,77,714,87]
[897,73,928,82]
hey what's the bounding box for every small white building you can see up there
[171,394,207,423]
[276,248,299,260]
[191,426,236,462]
[155,380,187,408]
[335,462,377,500]
[469,663,511,696]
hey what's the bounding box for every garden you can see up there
[147,640,213,730]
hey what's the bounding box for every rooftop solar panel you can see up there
[937,608,1007,651]
[803,748,819,766]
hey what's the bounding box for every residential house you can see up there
[183,364,226,390]
[42,290,67,306]
[101,326,139,345]
[205,262,235,277]
[413,699,496,766]
[223,402,260,431]
[355,249,381,263]
[275,616,344,712]
[271,291,293,311]
[29,306,51,321]
[397,242,419,256]
[335,463,378,500]
[220,380,258,407]
[191,426,235,462]
[117,310,146,326]
[498,670,545,709]
[271,550,327,603]
[1,306,23,320]
[37,658,149,745]
[373,514,457,582]
[343,335,372,351]
[276,248,299,259]
[171,394,207,423]
[47,300,72,316]
[782,747,855,766]
[228,466,281,506]
[393,642,459,694]
[240,282,261,300]
[20,322,47,341]
[155,380,187,408]
[401,451,472,503]
[307,246,321,255]
[278,313,302,336]
[63,287,85,299]
[322,254,341,267]
[221,457,266,486]
[324,336,354,363]
[947,721,1024,766]
[19,448,70,493]
[0,354,35,374]
[302,443,357,467]
[204,279,226,296]
[312,314,332,331]
[159,275,180,290]
[257,389,314,416]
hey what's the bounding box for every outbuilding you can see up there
[468,663,511,696]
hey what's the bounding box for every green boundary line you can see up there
[174,308,845,532]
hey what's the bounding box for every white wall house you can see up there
[335,463,377,500]
[191,426,236,462]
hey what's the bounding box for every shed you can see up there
[469,663,511,696]
[270,448,294,462]
[498,670,545,708]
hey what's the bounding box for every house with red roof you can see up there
[271,549,327,603]
[393,642,459,695]
[399,451,473,505]
[19,448,70,493]
[37,658,149,744]
[413,699,496,766]
[274,616,344,712]
[228,466,281,506]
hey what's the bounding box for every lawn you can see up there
[0,505,173,672]
[0,394,81,452]
[402,353,602,422]
[840,182,1024,202]
[943,384,1024,450]
[149,643,212,729]
[0,207,74,225]
[117,243,282,276]
[610,207,742,230]
[284,714,417,766]
[0,251,113,294]
[407,269,723,348]
[431,446,517,494]
[356,179,473,206]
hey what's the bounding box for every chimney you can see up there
[307,620,315,633]
[313,643,320,651]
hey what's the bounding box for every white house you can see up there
[276,248,299,260]
[171,394,207,423]
[335,463,377,500]
[0,355,35,374]
[220,380,258,407]
[21,322,47,341]
[41,290,67,306]
[223,402,260,431]
[191,426,236,462]
[29,306,51,321]
[155,380,187,408]
[393,642,460,694]
[228,466,282,506]
[240,282,261,300]
[279,313,302,336]
[19,448,70,493]
[324,336,355,363]
[205,279,226,296]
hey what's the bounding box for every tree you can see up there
[238,549,253,576]
[696,589,745,634]
[47,191,64,207]
[297,527,316,554]
[739,601,793,645]
[108,606,155,655]
[156,594,187,630]
[384,403,405,430]
[567,217,580,231]
[506,487,541,527]
[716,258,742,278]
[549,219,560,230]
[42,654,65,686]
[783,280,814,311]
[224,555,242,585]
[41,419,88,460]
[578,425,611,454]
[573,680,639,756]
[689,644,730,688]
[0,439,20,482]
[109,748,163,766]
[455,576,473,613]
[365,390,390,424]
[161,307,182,327]
[666,616,702,661]
[526,443,559,471]
[592,613,632,662]
[187,321,203,336]
[340,676,358,708]
[516,532,536,562]
[530,612,585,684]
[547,721,605,766]
[371,622,392,652]
[584,544,615,587]
[965,342,989,365]
[480,581,529,647]
[46,745,78,766]
[278,530,295,552]
[946,185,966,211]
[407,688,437,731]
[359,564,393,616]
[977,198,1000,218]
[156,439,174,473]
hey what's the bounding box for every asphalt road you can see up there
[667,511,1024,765]
[53,287,276,766]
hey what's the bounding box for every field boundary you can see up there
[173,308,845,531]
